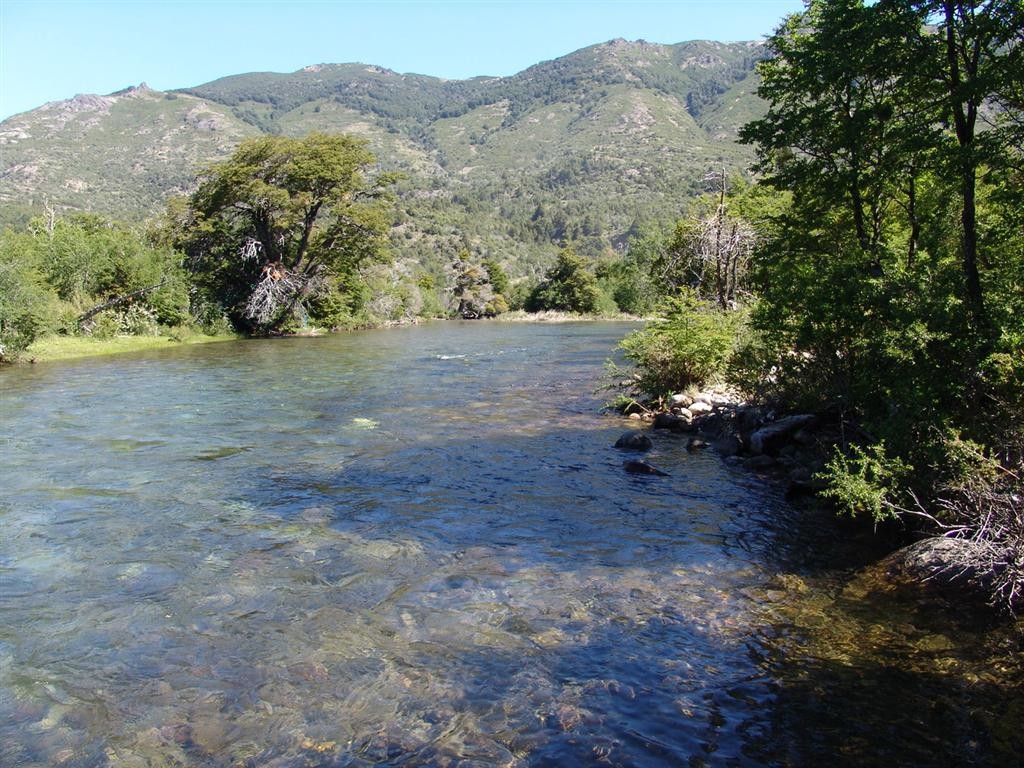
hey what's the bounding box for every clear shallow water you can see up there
[1,322,1021,768]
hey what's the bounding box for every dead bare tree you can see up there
[694,168,755,308]
[889,457,1023,614]
[244,263,326,327]
[693,214,755,309]
[936,465,1024,613]
[76,279,171,330]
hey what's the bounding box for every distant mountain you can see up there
[0,39,767,276]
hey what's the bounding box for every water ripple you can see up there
[1,323,1020,768]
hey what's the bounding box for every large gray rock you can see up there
[653,412,688,431]
[880,537,1000,604]
[614,432,653,451]
[749,414,817,455]
[688,401,714,416]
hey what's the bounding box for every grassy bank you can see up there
[12,314,640,365]
[23,332,240,363]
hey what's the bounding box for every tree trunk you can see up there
[943,0,986,328]
[76,280,169,328]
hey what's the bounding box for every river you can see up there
[1,322,1021,767]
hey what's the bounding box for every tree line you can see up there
[4,131,727,360]
[614,0,1022,608]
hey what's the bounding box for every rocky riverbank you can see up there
[614,389,1021,615]
[619,387,830,494]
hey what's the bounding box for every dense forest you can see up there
[616,0,1023,610]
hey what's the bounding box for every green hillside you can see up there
[0,38,766,276]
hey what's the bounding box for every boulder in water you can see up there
[614,432,653,451]
[653,412,685,430]
[743,454,777,470]
[711,433,742,457]
[881,537,1000,604]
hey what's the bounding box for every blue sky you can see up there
[1,1,804,121]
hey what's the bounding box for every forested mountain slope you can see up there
[0,38,766,275]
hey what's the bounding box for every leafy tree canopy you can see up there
[737,0,1024,498]
[172,133,396,332]
[526,245,601,314]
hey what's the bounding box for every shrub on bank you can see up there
[617,289,746,401]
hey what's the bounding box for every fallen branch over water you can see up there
[76,279,171,329]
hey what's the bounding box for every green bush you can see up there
[0,259,52,361]
[485,294,510,316]
[526,245,601,313]
[505,280,536,311]
[817,442,910,523]
[618,289,745,399]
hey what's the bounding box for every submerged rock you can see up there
[711,433,742,457]
[686,437,708,452]
[623,459,669,477]
[614,432,653,451]
[743,454,777,470]
[785,465,823,496]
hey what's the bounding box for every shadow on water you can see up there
[239,429,1024,768]
[1,323,1022,767]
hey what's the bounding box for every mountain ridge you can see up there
[0,38,768,276]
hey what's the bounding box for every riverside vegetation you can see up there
[0,134,637,361]
[1,1,1022,610]
[612,0,1023,612]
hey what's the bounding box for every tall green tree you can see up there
[526,246,601,314]
[482,256,510,297]
[916,0,1024,328]
[739,0,1023,490]
[172,133,395,333]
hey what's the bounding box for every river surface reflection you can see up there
[1,322,1021,767]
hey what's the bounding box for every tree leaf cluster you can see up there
[525,246,602,314]
[737,0,1024,510]
[170,133,395,333]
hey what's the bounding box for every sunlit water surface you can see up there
[1,322,1021,768]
